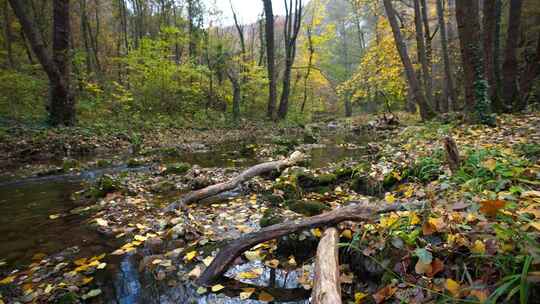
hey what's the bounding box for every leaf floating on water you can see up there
[188,265,202,278]
[239,288,255,300]
[95,218,108,227]
[211,284,225,292]
[97,262,107,269]
[258,291,274,302]
[202,256,214,266]
[244,250,262,261]
[49,214,60,220]
[196,286,207,294]
[355,291,368,303]
[81,289,102,300]
[0,275,15,285]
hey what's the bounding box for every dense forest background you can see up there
[0,0,539,129]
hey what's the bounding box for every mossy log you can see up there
[164,151,305,211]
[197,201,421,285]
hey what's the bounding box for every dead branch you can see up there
[164,151,305,211]
[197,201,421,285]
[312,227,342,304]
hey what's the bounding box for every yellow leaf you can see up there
[385,193,396,204]
[311,228,322,238]
[95,218,108,227]
[0,275,15,285]
[470,240,486,254]
[49,214,60,220]
[134,235,147,242]
[258,291,274,302]
[81,276,94,285]
[211,284,225,292]
[409,212,421,225]
[240,288,255,300]
[196,286,207,294]
[341,229,353,239]
[184,251,197,261]
[202,256,214,266]
[97,262,107,269]
[482,159,497,171]
[355,291,368,303]
[245,250,263,261]
[44,284,53,294]
[237,271,260,279]
[446,278,460,297]
[74,258,88,266]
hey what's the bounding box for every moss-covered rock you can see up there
[260,209,284,227]
[151,180,176,193]
[287,200,329,216]
[163,162,191,175]
[96,159,112,168]
[334,166,354,179]
[295,172,337,189]
[351,175,383,196]
[127,158,145,168]
[62,158,80,172]
[273,179,300,200]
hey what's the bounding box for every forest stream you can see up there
[0,130,371,303]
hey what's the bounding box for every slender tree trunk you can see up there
[2,0,15,68]
[520,33,540,107]
[436,0,456,112]
[263,0,277,118]
[383,0,434,121]
[9,0,75,126]
[483,0,498,109]
[277,0,302,120]
[502,0,523,111]
[20,28,35,64]
[493,0,502,106]
[301,27,314,113]
[420,0,434,110]
[187,0,197,60]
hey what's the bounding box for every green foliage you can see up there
[407,149,445,183]
[0,70,47,121]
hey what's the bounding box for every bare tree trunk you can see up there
[312,228,342,304]
[263,0,277,118]
[301,26,314,113]
[277,0,303,120]
[502,0,523,111]
[520,33,540,107]
[9,0,75,126]
[420,0,434,110]
[2,0,15,68]
[436,0,456,112]
[383,0,434,121]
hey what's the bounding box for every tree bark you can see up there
[436,0,456,112]
[502,0,523,111]
[520,33,540,106]
[165,151,305,211]
[383,0,434,121]
[262,0,277,118]
[277,0,303,120]
[312,228,342,304]
[443,136,460,173]
[483,0,499,110]
[2,0,15,68]
[420,0,434,110]
[455,0,492,123]
[8,0,75,126]
[197,200,418,285]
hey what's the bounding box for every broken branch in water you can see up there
[164,151,305,211]
[197,201,422,285]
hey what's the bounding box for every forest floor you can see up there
[0,113,539,303]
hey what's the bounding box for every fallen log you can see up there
[197,201,420,285]
[164,151,305,211]
[312,227,342,304]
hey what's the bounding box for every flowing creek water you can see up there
[0,131,372,303]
